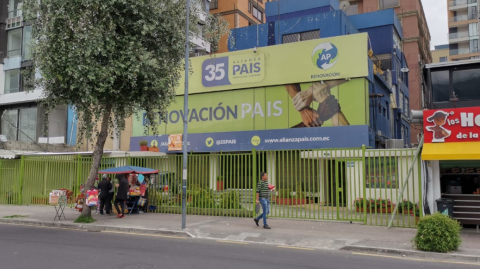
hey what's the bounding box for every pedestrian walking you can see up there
[114,174,129,218]
[97,175,112,215]
[254,172,271,229]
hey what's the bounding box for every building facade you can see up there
[447,0,480,61]
[209,0,266,53]
[344,0,432,146]
[227,0,411,148]
[431,44,450,63]
[0,0,77,150]
[422,59,480,228]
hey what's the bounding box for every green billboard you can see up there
[132,78,369,136]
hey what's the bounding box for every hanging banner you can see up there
[168,134,183,151]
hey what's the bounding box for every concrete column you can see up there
[209,154,220,190]
[266,151,276,185]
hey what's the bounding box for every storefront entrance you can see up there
[439,161,480,229]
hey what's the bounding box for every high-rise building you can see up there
[431,44,450,63]
[447,0,479,61]
[0,0,77,150]
[209,0,266,53]
[345,0,432,145]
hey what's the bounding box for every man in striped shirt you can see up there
[254,172,271,229]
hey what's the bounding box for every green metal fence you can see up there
[0,147,422,227]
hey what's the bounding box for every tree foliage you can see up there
[23,0,229,218]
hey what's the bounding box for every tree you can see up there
[23,0,229,219]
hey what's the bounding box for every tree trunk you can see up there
[81,104,112,218]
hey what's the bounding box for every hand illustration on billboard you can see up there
[285,84,322,127]
[285,80,350,127]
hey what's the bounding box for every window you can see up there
[7,29,22,57]
[431,70,450,102]
[1,107,37,142]
[468,6,478,20]
[470,39,479,53]
[404,98,409,116]
[282,30,320,44]
[346,3,358,15]
[366,157,398,189]
[5,69,20,94]
[379,0,399,9]
[18,107,37,142]
[452,68,480,101]
[210,0,218,10]
[22,25,32,61]
[376,54,392,70]
[252,6,263,22]
[393,31,401,51]
[439,56,448,62]
[469,23,478,37]
[7,0,22,18]
[1,110,18,141]
[399,91,404,111]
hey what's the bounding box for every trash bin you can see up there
[436,198,454,218]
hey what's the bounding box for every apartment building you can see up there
[0,0,76,150]
[209,0,266,52]
[447,0,479,61]
[431,44,450,63]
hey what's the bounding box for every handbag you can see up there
[255,203,261,215]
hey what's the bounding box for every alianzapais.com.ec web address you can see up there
[264,136,330,143]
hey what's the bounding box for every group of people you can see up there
[97,173,130,218]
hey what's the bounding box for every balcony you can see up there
[449,31,471,43]
[449,14,477,23]
[449,0,477,10]
[450,48,479,55]
[189,31,211,53]
[6,9,23,29]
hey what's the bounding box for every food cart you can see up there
[99,165,158,215]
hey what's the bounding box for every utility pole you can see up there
[181,0,191,230]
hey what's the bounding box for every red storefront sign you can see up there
[424,107,480,144]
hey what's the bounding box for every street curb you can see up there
[0,218,194,238]
[341,245,480,263]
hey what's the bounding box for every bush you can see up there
[219,191,242,209]
[413,213,462,253]
[398,200,414,213]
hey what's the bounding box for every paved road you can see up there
[0,224,477,269]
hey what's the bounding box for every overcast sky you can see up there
[422,0,448,50]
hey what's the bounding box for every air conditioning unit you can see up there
[386,139,404,149]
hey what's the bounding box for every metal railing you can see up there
[7,49,21,58]
[449,14,477,22]
[7,9,22,18]
[0,147,422,228]
[449,0,477,6]
[449,32,470,39]
[450,48,480,55]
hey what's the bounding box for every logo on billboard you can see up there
[425,111,452,143]
[202,53,265,88]
[206,137,214,147]
[311,43,339,70]
[251,136,261,146]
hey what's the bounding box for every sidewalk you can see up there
[1,205,479,262]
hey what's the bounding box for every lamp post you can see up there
[182,0,210,230]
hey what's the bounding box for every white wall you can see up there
[426,161,441,214]
[0,64,4,95]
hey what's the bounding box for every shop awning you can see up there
[422,142,480,160]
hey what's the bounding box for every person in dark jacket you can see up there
[114,173,129,218]
[97,175,112,215]
[107,177,114,214]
